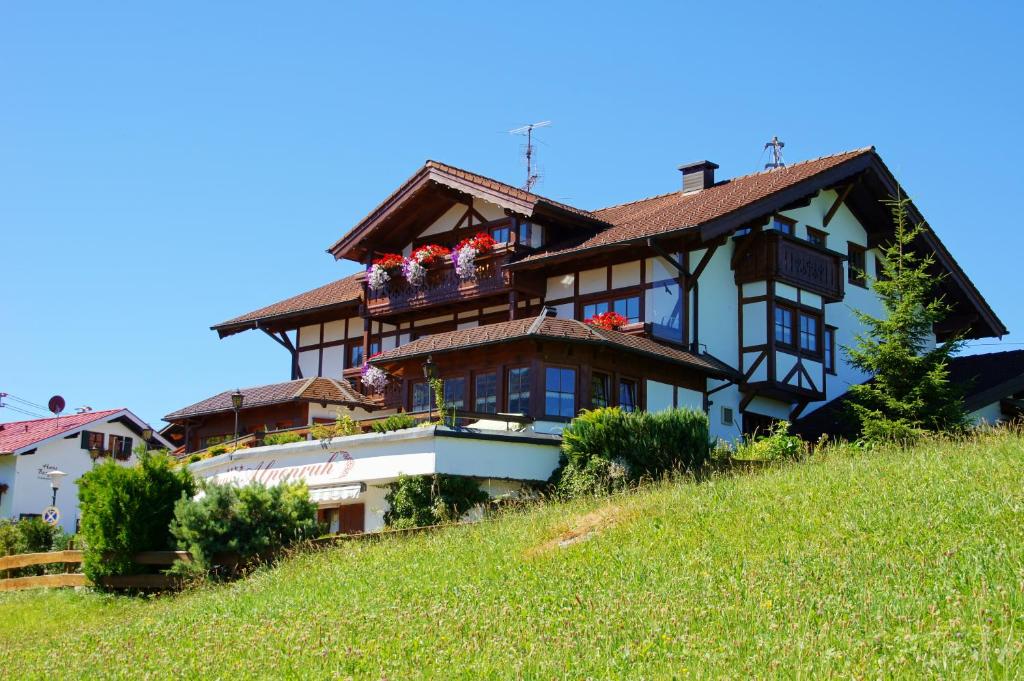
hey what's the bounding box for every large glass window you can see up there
[774,307,794,346]
[798,313,818,354]
[474,372,497,413]
[619,379,638,412]
[545,367,576,418]
[444,377,466,410]
[349,343,364,368]
[591,373,611,408]
[646,279,683,342]
[412,382,433,412]
[507,367,530,414]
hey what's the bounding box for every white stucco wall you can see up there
[968,402,1004,425]
[5,419,142,533]
[189,427,562,533]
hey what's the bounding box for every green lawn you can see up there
[3,432,1023,679]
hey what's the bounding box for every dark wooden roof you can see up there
[370,314,736,379]
[164,377,375,421]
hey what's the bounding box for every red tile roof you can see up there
[370,315,735,378]
[0,409,123,455]
[163,377,376,421]
[212,274,363,337]
[513,148,874,265]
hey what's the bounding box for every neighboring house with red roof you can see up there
[163,145,1007,530]
[0,409,170,532]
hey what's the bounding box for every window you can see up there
[772,215,795,235]
[619,379,638,412]
[824,326,837,374]
[591,373,611,408]
[443,377,466,410]
[582,296,641,324]
[544,367,576,418]
[108,434,133,457]
[507,367,530,414]
[369,341,381,357]
[349,343,364,368]
[582,301,609,319]
[807,228,828,247]
[848,243,867,287]
[491,225,510,243]
[612,296,641,324]
[412,382,433,412]
[474,372,497,413]
[80,430,105,451]
[774,306,794,346]
[721,406,734,426]
[874,253,888,282]
[518,221,531,245]
[798,313,818,354]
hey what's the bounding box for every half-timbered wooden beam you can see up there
[823,182,854,227]
[686,242,720,292]
[645,238,687,275]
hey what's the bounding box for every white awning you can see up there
[309,483,364,504]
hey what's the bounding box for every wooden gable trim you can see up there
[822,182,855,227]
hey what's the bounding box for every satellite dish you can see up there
[48,395,65,416]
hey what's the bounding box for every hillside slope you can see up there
[2,433,1023,678]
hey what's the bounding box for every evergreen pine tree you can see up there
[845,196,967,441]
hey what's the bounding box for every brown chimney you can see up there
[678,160,719,193]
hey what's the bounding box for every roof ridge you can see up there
[293,376,318,398]
[425,159,593,216]
[592,146,875,214]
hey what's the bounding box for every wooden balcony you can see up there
[733,231,845,302]
[365,247,541,316]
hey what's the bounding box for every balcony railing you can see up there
[733,230,845,301]
[365,247,524,315]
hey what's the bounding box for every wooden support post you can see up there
[823,182,854,227]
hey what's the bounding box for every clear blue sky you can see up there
[2,2,1022,428]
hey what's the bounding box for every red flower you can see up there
[411,243,449,266]
[584,311,629,331]
[372,253,405,270]
[454,232,497,254]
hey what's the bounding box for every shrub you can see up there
[207,444,229,456]
[371,413,418,434]
[77,450,196,583]
[858,415,924,447]
[735,420,806,461]
[310,414,361,440]
[170,481,319,577]
[262,432,303,446]
[553,407,710,498]
[383,474,489,529]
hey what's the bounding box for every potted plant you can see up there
[367,253,404,292]
[403,244,449,288]
[451,232,497,279]
[361,363,389,394]
[585,310,629,331]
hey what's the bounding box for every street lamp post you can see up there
[422,355,437,423]
[231,389,245,444]
[141,427,153,453]
[46,469,68,507]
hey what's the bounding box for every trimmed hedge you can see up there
[383,474,489,529]
[553,407,710,498]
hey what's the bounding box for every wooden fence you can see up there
[0,550,192,592]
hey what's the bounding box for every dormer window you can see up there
[771,215,795,235]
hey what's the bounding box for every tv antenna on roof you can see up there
[764,135,786,169]
[509,121,551,192]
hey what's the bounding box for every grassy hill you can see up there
[2,432,1023,679]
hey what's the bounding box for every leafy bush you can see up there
[207,444,229,456]
[371,413,418,434]
[170,481,319,577]
[77,450,196,583]
[262,432,304,446]
[383,474,489,529]
[310,414,361,440]
[735,420,806,461]
[553,407,710,498]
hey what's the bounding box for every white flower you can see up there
[403,258,427,287]
[367,264,391,292]
[453,245,479,279]
[360,365,388,393]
